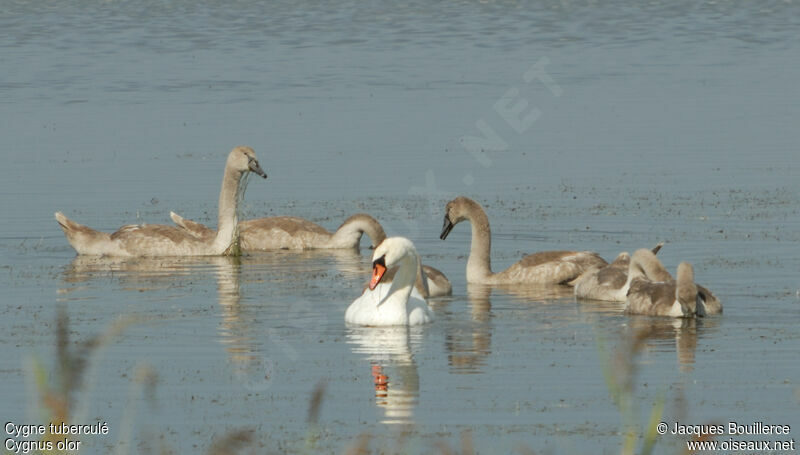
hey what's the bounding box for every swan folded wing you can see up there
[625,280,676,316]
[574,269,627,301]
[502,250,607,284]
[594,265,628,288]
[242,217,329,236]
[239,217,331,250]
[110,224,206,255]
[171,215,336,250]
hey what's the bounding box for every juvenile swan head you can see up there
[440,196,483,240]
[369,237,419,290]
[227,146,267,178]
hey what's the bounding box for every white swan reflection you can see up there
[346,326,423,425]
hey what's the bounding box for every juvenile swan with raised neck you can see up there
[55,146,266,256]
[573,243,664,302]
[440,197,606,285]
[346,237,434,326]
[171,211,453,297]
[624,249,722,317]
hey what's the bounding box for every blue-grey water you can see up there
[1,1,799,453]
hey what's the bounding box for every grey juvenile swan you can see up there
[440,196,606,285]
[573,243,664,301]
[55,146,266,256]
[624,249,722,317]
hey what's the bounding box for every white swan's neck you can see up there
[379,252,419,323]
[212,166,244,255]
[466,208,493,282]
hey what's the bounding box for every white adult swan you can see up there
[170,211,453,297]
[54,146,266,256]
[624,249,722,317]
[439,196,606,285]
[346,237,434,326]
[573,243,664,301]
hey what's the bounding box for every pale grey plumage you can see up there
[574,242,664,301]
[624,252,722,317]
[55,146,265,256]
[440,196,606,285]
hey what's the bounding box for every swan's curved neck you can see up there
[675,264,697,313]
[212,166,244,255]
[465,207,493,282]
[379,251,420,320]
[329,216,387,249]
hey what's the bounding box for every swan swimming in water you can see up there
[573,243,664,302]
[346,237,434,326]
[170,211,386,250]
[170,211,452,297]
[624,249,722,317]
[54,146,266,257]
[440,196,606,285]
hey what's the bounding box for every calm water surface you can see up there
[1,1,799,453]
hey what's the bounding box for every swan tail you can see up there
[54,212,112,254]
[651,241,665,255]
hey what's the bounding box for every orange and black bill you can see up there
[369,256,387,290]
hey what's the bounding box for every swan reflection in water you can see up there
[58,255,261,374]
[58,249,371,389]
[222,249,368,389]
[346,326,423,425]
[442,283,574,374]
[577,298,720,372]
[59,254,242,292]
[441,284,493,374]
[625,317,719,373]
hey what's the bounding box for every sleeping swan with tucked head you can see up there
[54,146,266,257]
[346,237,434,326]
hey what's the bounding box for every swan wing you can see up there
[625,280,676,316]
